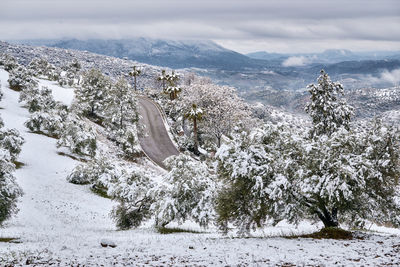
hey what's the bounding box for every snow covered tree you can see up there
[74,68,111,117]
[152,153,216,228]
[129,66,141,91]
[267,120,400,229]
[157,70,168,91]
[56,114,97,157]
[0,117,24,225]
[305,69,353,137]
[103,77,140,158]
[215,124,289,234]
[180,82,253,149]
[185,104,203,155]
[164,71,181,100]
[7,65,37,91]
[109,168,153,229]
[104,77,138,131]
[216,116,400,233]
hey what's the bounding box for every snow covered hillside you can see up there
[0,68,400,266]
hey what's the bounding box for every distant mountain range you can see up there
[6,38,400,91]
[247,49,400,65]
[10,38,269,70]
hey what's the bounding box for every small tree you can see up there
[75,68,111,117]
[157,70,168,91]
[185,104,203,154]
[165,71,181,100]
[129,66,141,91]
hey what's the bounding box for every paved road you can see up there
[137,97,179,169]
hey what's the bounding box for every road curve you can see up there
[137,97,179,169]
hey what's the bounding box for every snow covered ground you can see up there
[1,68,400,266]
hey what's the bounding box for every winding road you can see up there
[137,97,180,169]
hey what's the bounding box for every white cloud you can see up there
[282,56,310,67]
[380,68,400,85]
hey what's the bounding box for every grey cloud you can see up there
[1,0,399,53]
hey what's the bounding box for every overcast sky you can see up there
[1,0,399,53]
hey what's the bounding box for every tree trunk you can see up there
[134,76,137,91]
[315,206,339,228]
[120,104,123,129]
[193,118,199,154]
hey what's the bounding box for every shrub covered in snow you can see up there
[0,117,24,225]
[152,153,216,228]
[7,65,38,91]
[28,57,59,80]
[25,107,68,138]
[0,128,25,163]
[0,53,18,71]
[56,114,97,157]
[19,86,57,113]
[67,156,119,186]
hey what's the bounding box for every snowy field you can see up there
[1,68,400,266]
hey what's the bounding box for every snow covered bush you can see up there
[0,148,23,225]
[25,107,68,138]
[74,68,111,117]
[7,65,37,91]
[28,57,59,80]
[19,86,57,113]
[56,114,97,157]
[109,169,153,229]
[0,117,24,225]
[0,53,18,71]
[67,156,119,186]
[152,153,216,228]
[0,128,25,163]
[58,60,81,87]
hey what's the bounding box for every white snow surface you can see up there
[36,78,75,106]
[1,68,400,266]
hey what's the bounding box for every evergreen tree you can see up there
[75,68,111,117]
[305,69,353,137]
